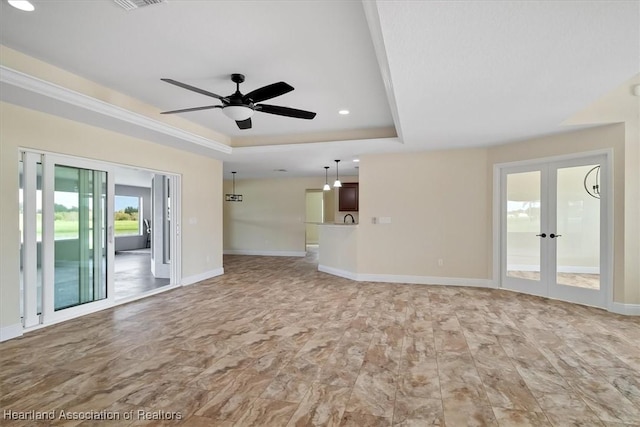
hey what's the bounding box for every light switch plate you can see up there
[379,216,392,224]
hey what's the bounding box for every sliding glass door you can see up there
[21,150,181,329]
[52,164,108,311]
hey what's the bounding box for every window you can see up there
[114,195,142,236]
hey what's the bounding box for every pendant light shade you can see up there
[333,160,342,188]
[323,166,331,191]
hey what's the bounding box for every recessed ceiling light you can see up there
[8,0,35,11]
[338,110,350,115]
[353,159,360,163]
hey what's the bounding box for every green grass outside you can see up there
[114,220,140,236]
[35,219,141,239]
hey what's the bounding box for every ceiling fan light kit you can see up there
[161,73,316,130]
[222,106,254,121]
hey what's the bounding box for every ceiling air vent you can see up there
[114,0,166,11]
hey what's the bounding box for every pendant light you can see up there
[323,166,331,191]
[225,171,243,202]
[333,160,342,188]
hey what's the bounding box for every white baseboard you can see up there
[318,265,358,280]
[224,250,306,257]
[318,265,495,288]
[609,302,640,316]
[357,273,496,288]
[0,323,23,342]
[181,268,224,286]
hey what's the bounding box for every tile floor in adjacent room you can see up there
[114,250,171,300]
[1,253,640,426]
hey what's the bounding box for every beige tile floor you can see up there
[508,271,600,290]
[1,253,639,426]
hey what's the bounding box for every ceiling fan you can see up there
[160,73,316,130]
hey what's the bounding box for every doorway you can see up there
[305,189,324,245]
[112,168,173,300]
[498,153,611,308]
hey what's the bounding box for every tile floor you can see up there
[115,250,170,300]
[1,253,639,426]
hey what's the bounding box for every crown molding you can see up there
[0,65,231,154]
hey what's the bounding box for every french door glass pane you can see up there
[506,171,541,281]
[54,165,107,310]
[556,164,600,289]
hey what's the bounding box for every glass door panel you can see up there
[555,164,600,290]
[506,171,542,281]
[53,165,107,310]
[19,153,44,327]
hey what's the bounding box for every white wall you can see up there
[0,102,223,332]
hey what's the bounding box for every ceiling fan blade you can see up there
[256,104,316,120]
[161,78,227,101]
[243,82,294,103]
[236,118,252,130]
[160,105,221,115]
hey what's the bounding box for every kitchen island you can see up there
[317,223,358,280]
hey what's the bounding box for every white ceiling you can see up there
[1,0,638,180]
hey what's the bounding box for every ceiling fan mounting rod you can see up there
[231,73,245,93]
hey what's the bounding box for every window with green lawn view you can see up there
[114,195,142,236]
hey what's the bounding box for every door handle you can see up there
[550,233,562,238]
[536,233,547,238]
[108,225,114,243]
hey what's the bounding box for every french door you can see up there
[500,154,610,308]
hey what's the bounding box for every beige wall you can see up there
[223,175,360,254]
[0,102,223,330]
[357,149,490,279]
[223,176,325,254]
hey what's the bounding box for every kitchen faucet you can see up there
[344,214,355,224]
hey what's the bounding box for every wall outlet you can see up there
[372,217,377,224]
[438,258,444,267]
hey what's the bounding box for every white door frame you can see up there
[20,148,182,329]
[41,153,115,324]
[493,149,614,309]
